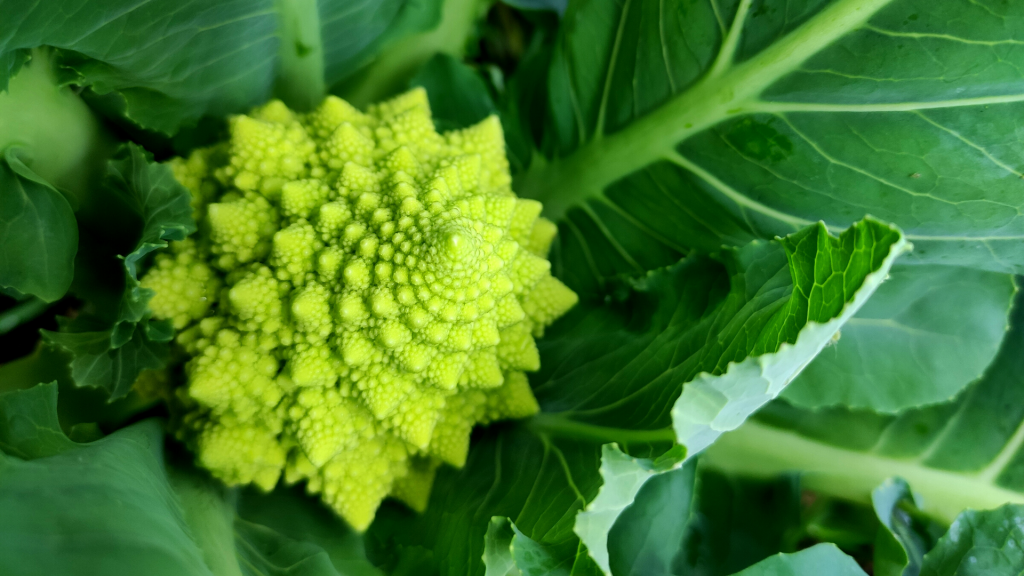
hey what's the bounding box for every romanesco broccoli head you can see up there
[141,88,578,530]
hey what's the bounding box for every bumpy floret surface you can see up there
[143,89,577,530]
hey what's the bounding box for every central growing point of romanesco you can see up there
[140,88,578,530]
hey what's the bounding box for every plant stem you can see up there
[0,298,50,335]
[0,49,112,205]
[527,413,677,444]
[273,0,325,112]
[702,419,1024,524]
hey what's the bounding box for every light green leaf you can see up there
[667,219,907,456]
[575,446,683,572]
[729,544,868,576]
[0,148,77,302]
[920,505,1024,576]
[704,289,1024,524]
[274,0,326,112]
[784,265,1016,412]
[482,516,594,576]
[512,0,1024,277]
[369,218,905,576]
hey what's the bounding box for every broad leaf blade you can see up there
[0,0,449,134]
[784,265,1015,412]
[0,384,214,576]
[677,469,804,576]
[0,383,376,576]
[671,220,907,456]
[513,0,1024,276]
[0,149,77,302]
[237,486,383,576]
[920,505,1024,576]
[606,461,697,576]
[0,0,279,135]
[730,544,868,576]
[705,288,1024,523]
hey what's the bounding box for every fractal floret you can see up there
[140,88,578,530]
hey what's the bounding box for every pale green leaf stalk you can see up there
[274,0,326,112]
[0,50,110,203]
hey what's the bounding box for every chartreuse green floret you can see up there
[140,88,578,530]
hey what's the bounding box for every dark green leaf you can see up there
[677,470,803,576]
[321,0,445,91]
[236,520,342,576]
[43,323,167,400]
[512,0,1024,278]
[0,382,378,576]
[784,266,1016,412]
[43,143,193,399]
[872,478,932,576]
[0,384,214,576]
[0,381,74,458]
[500,0,566,14]
[237,486,383,576]
[607,461,697,576]
[920,505,1024,576]
[412,53,497,131]
[0,0,279,135]
[499,25,556,175]
[0,149,77,302]
[0,0,454,134]
[103,143,195,323]
[803,499,879,551]
[729,544,868,576]
[0,344,160,430]
[335,0,479,107]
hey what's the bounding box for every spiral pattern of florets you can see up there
[143,88,577,530]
